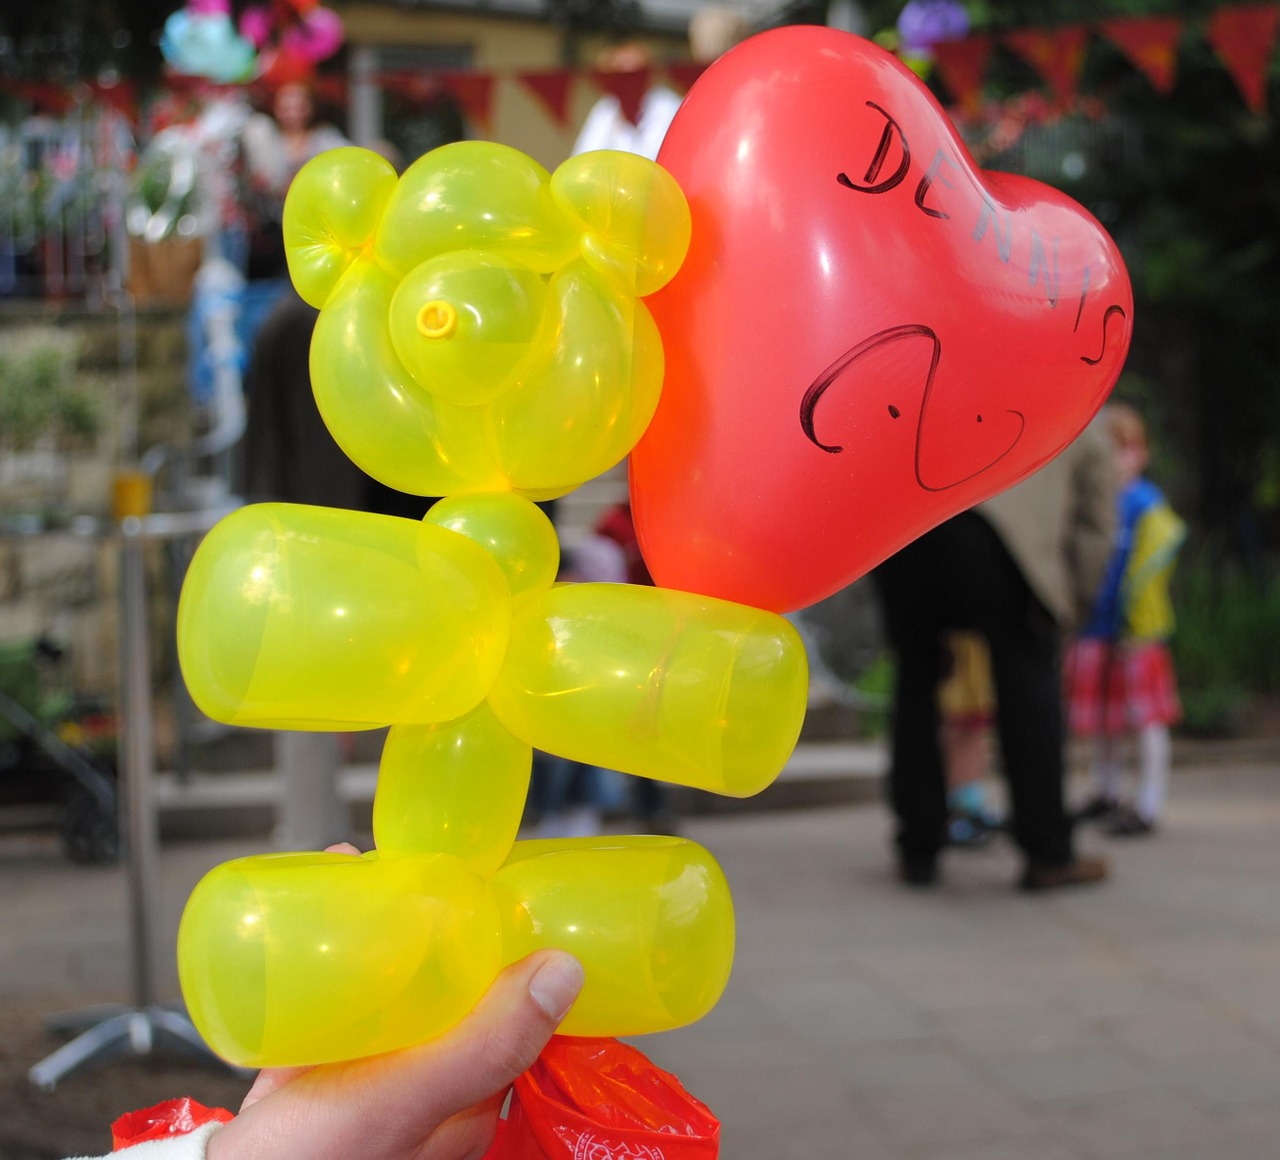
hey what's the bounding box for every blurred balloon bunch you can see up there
[869,0,970,78]
[161,0,344,85]
[175,143,810,1068]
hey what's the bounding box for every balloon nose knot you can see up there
[417,300,458,339]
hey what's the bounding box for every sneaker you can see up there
[1073,795,1119,824]
[947,812,998,849]
[1019,855,1109,892]
[1106,804,1156,837]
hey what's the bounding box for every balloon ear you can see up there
[549,151,691,298]
[284,146,399,308]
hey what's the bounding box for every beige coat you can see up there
[978,414,1117,630]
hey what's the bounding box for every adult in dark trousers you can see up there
[871,416,1117,891]
[239,288,435,850]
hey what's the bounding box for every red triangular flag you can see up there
[665,62,706,94]
[932,34,994,112]
[1098,15,1183,95]
[1004,24,1089,106]
[439,71,496,131]
[518,69,574,127]
[377,70,443,105]
[1205,3,1279,114]
[589,67,650,125]
[311,73,348,107]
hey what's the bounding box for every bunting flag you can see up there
[1098,15,1184,95]
[932,33,993,111]
[0,78,76,115]
[1004,23,1089,106]
[518,69,574,126]
[379,70,446,106]
[665,62,707,94]
[311,73,348,106]
[440,70,496,130]
[588,66,651,125]
[17,5,1280,137]
[1206,2,1280,113]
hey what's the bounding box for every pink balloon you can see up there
[282,7,344,62]
[238,5,272,49]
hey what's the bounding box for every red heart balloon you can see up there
[630,27,1133,613]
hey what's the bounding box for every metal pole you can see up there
[28,509,245,1089]
[119,522,158,1009]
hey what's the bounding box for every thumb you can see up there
[410,948,585,1119]
[213,951,585,1160]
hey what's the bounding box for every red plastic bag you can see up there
[485,1036,719,1159]
[111,1097,234,1149]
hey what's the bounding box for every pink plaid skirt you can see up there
[1064,638,1182,737]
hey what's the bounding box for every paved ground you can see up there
[3,756,1280,1158]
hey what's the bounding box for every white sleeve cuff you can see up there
[69,1119,225,1160]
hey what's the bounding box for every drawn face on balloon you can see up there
[630,27,1133,613]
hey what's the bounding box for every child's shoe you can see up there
[1105,803,1156,837]
[1073,794,1119,824]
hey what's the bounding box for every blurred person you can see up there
[938,630,1003,848]
[871,416,1117,891]
[238,286,436,851]
[572,7,748,161]
[1066,403,1186,836]
[591,501,679,834]
[568,7,745,825]
[238,81,348,280]
[526,541,622,839]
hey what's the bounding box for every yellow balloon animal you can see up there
[175,143,809,1070]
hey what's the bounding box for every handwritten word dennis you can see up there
[834,100,1128,374]
[837,101,1066,307]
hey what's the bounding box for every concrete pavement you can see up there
[3,754,1280,1158]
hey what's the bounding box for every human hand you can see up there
[206,845,584,1160]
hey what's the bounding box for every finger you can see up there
[420,1092,505,1160]
[324,842,362,856]
[239,1065,316,1112]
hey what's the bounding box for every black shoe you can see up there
[1073,795,1119,824]
[898,856,939,887]
[1106,804,1156,837]
[1020,855,1109,892]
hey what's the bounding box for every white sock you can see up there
[1091,736,1122,801]
[1135,723,1171,822]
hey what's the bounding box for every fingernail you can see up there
[529,952,585,1020]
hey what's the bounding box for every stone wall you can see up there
[0,304,191,697]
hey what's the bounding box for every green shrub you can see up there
[1171,557,1280,735]
[0,327,100,449]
